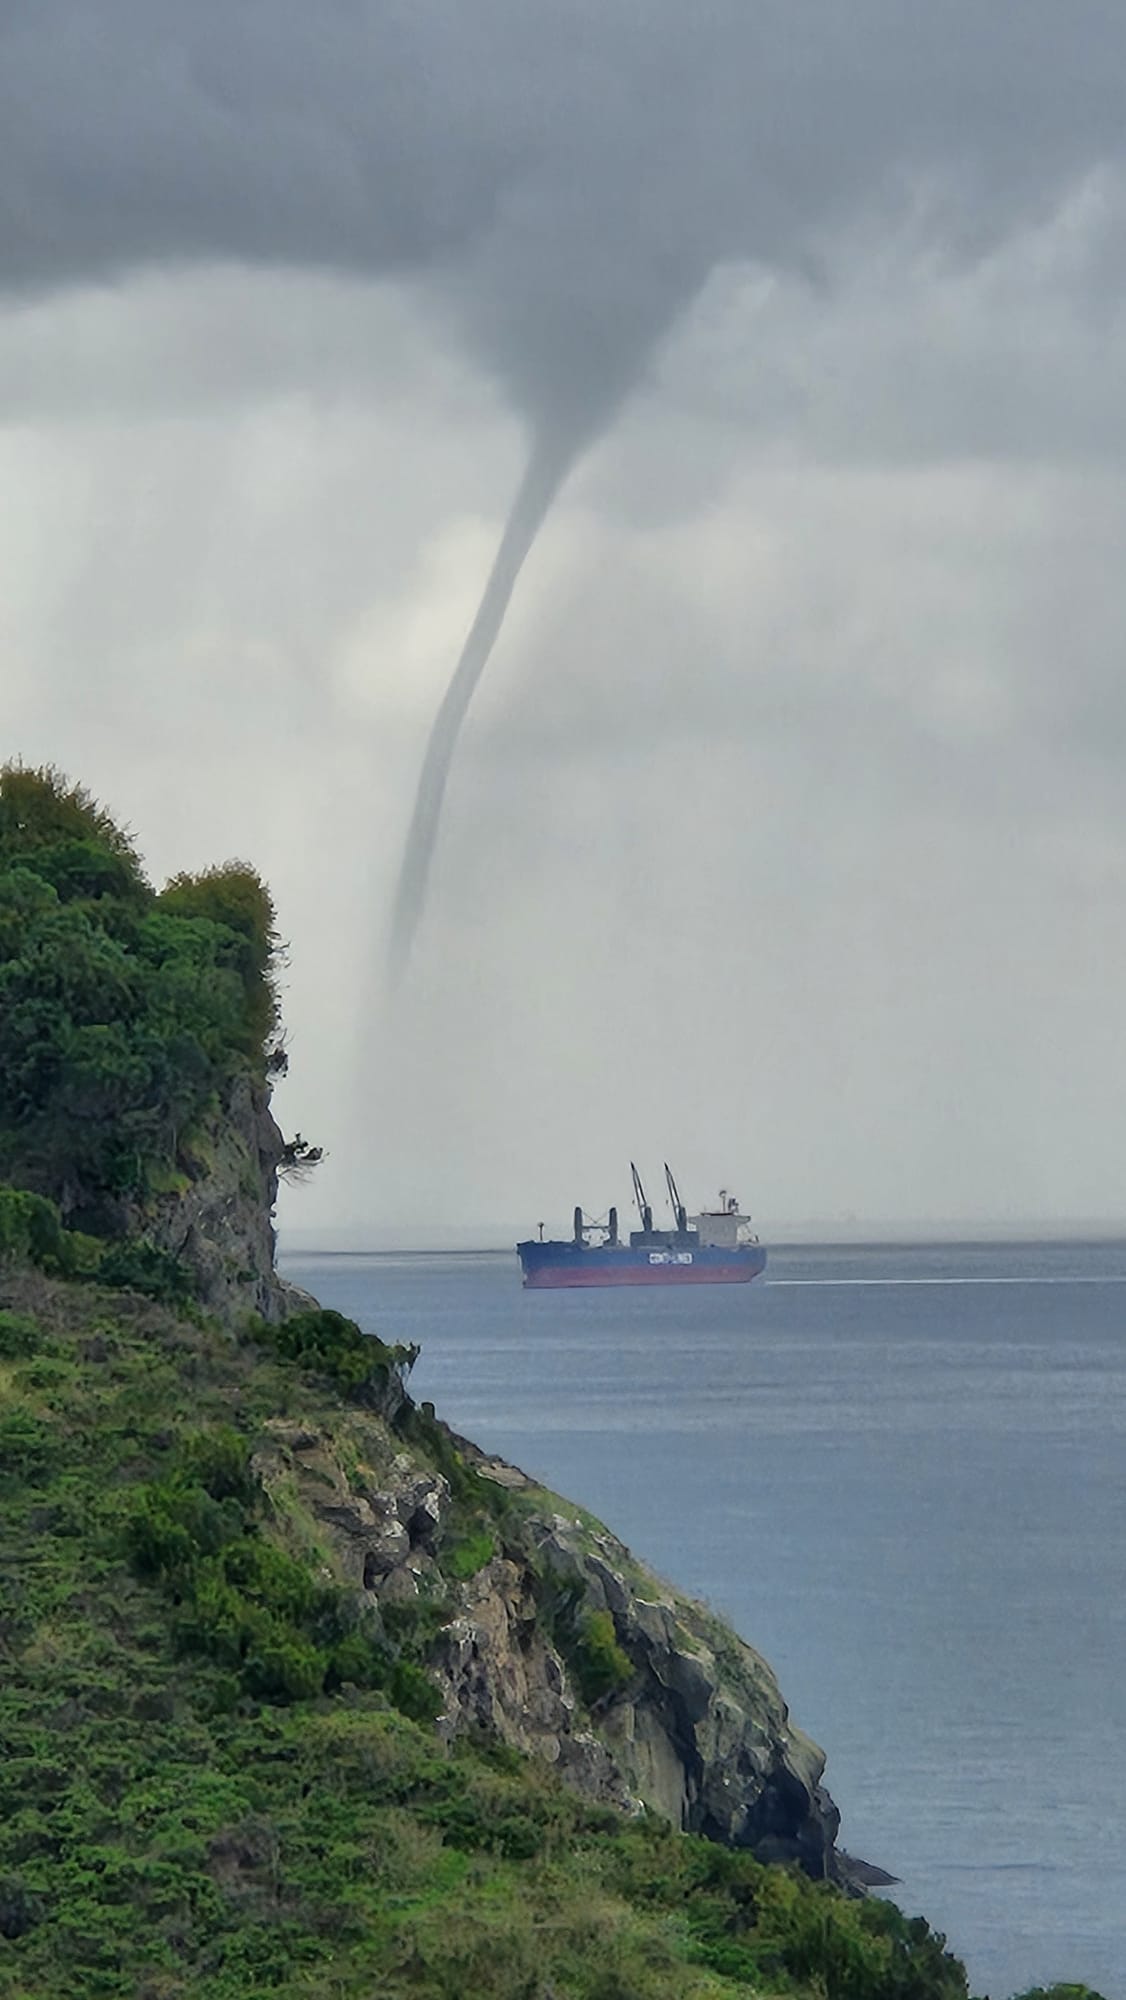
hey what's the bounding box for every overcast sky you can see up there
[6,2,1126,1241]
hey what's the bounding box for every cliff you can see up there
[129,1091,851,1882]
[251,1400,847,1884]
[91,1060,843,1876]
[128,1072,298,1326]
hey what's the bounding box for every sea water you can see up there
[280,1239,1126,2000]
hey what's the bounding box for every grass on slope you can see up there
[0,1269,976,2000]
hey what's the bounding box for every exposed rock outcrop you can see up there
[131,1074,298,1322]
[253,1407,847,1883]
[151,1089,856,1887]
[433,1467,841,1878]
[527,1504,839,1874]
[437,1552,634,1808]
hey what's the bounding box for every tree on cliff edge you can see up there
[0,763,282,1231]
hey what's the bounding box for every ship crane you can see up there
[664,1162,689,1238]
[630,1161,654,1235]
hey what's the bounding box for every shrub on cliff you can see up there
[96,1233,198,1304]
[0,1183,193,1300]
[123,1428,422,1714]
[157,862,281,1053]
[0,763,281,1231]
[1011,1989,1110,2000]
[0,1309,39,1358]
[572,1607,634,1704]
[248,1303,419,1398]
[0,1185,73,1269]
[0,763,146,894]
[536,1574,634,1709]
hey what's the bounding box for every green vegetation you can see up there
[0,1269,979,2000]
[0,1309,39,1358]
[249,1303,419,1398]
[1010,1989,1109,2000]
[533,1572,636,1711]
[571,1607,634,1705]
[0,764,280,1233]
[0,1182,194,1304]
[441,1526,497,1579]
[124,1420,441,1715]
[0,1184,97,1276]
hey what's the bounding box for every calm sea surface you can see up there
[280,1240,1126,2000]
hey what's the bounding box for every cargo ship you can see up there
[517,1163,766,1290]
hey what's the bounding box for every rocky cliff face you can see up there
[251,1400,849,1884]
[438,1453,843,1879]
[164,1105,859,1886]
[131,1073,296,1323]
[511,1497,838,1873]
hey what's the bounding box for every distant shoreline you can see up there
[280,1225,1126,1258]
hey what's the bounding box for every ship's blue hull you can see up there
[516,1239,767,1289]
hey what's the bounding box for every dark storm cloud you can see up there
[8,1,1126,961]
[6,1,1126,426]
